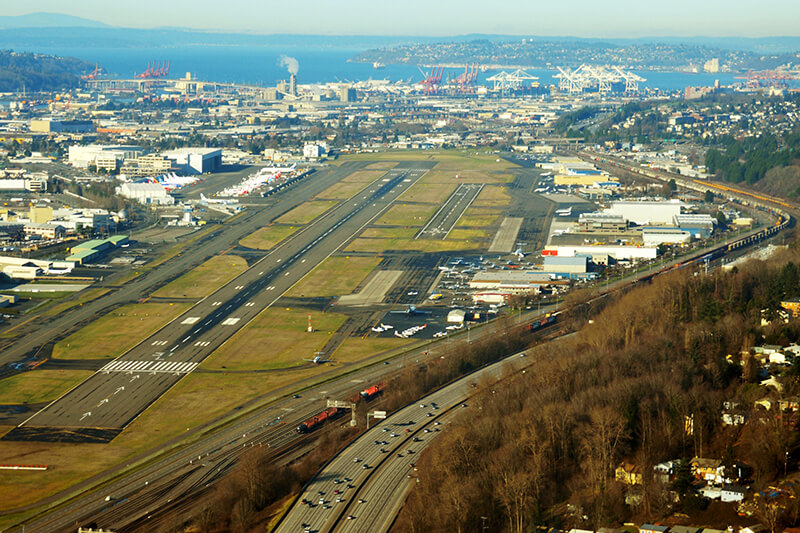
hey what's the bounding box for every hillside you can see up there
[0,49,92,92]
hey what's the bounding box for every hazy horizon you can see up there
[2,1,800,38]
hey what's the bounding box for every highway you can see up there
[415,183,482,239]
[6,163,432,441]
[274,348,527,533]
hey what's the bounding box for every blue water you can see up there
[14,43,740,91]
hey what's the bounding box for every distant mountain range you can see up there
[0,12,109,29]
[0,13,799,54]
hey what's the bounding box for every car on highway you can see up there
[424,428,431,433]
[358,498,366,504]
[353,457,361,462]
[362,463,370,469]
[390,432,398,437]
[347,515,356,520]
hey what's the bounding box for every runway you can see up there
[415,183,482,240]
[4,163,432,443]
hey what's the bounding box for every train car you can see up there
[527,312,557,332]
[360,384,383,401]
[296,406,342,433]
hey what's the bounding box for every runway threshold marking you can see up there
[100,360,198,374]
[181,317,201,325]
[222,318,241,326]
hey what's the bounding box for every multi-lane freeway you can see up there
[275,348,527,533]
[6,163,432,442]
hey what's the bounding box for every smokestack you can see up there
[290,73,297,97]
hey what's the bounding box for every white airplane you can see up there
[513,247,526,260]
[555,206,573,217]
[390,305,432,316]
[200,193,238,205]
[303,352,335,364]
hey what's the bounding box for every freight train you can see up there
[527,312,558,332]
[296,383,384,433]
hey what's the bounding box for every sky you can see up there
[2,0,800,37]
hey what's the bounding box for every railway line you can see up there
[8,153,798,533]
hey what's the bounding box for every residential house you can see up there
[640,525,669,533]
[690,457,727,484]
[721,484,747,502]
[615,462,643,485]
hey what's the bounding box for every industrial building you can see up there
[542,255,589,275]
[120,154,175,177]
[544,244,658,262]
[0,255,74,280]
[0,178,47,192]
[163,148,222,174]
[642,228,693,246]
[469,271,568,293]
[605,200,684,225]
[117,182,174,205]
[66,235,129,264]
[24,223,66,240]
[68,145,146,171]
[30,119,95,134]
[674,213,715,238]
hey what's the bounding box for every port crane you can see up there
[135,60,171,79]
[419,66,445,94]
[734,70,798,89]
[81,63,101,80]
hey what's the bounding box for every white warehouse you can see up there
[117,183,174,205]
[606,200,684,225]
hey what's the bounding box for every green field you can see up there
[333,337,413,363]
[397,182,457,204]
[340,150,518,172]
[345,236,483,253]
[288,256,382,297]
[374,203,439,227]
[153,255,248,299]
[472,185,512,207]
[51,302,192,360]
[239,224,299,250]
[316,179,372,200]
[359,227,418,239]
[201,308,348,371]
[0,370,93,404]
[276,200,337,225]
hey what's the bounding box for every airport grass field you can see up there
[288,256,382,297]
[276,199,338,225]
[152,254,248,299]
[201,308,348,371]
[50,302,192,360]
[239,224,299,250]
[0,370,93,405]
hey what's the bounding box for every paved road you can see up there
[415,183,482,240]
[5,164,432,441]
[275,348,526,533]
[10,307,519,533]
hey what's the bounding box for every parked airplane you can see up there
[555,206,573,216]
[513,247,526,260]
[200,193,239,205]
[390,305,432,316]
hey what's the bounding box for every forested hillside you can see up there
[395,241,800,532]
[0,49,91,92]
